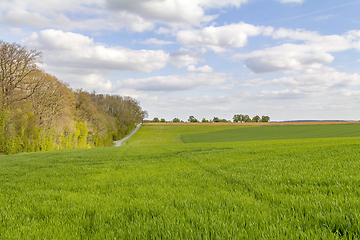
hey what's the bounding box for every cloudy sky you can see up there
[1,0,360,121]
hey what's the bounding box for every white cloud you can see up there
[105,0,248,26]
[117,73,228,91]
[272,28,319,41]
[269,68,360,90]
[241,67,360,93]
[0,0,103,13]
[176,22,273,52]
[277,0,304,3]
[187,65,215,73]
[169,49,204,68]
[141,38,174,45]
[272,28,358,52]
[0,27,28,39]
[242,47,334,73]
[235,28,360,73]
[0,0,155,32]
[22,29,170,73]
[106,0,207,26]
[78,74,114,92]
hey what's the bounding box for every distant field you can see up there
[1,123,360,239]
[181,123,360,143]
[144,121,357,126]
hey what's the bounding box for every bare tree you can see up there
[28,71,73,128]
[0,40,42,107]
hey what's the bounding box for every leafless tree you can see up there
[0,40,42,107]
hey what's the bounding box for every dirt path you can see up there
[113,123,142,147]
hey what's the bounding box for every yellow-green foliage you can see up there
[0,91,146,155]
[0,39,147,155]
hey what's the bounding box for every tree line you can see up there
[0,40,147,154]
[149,114,270,123]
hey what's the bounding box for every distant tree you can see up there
[188,116,198,122]
[261,115,270,122]
[153,117,160,122]
[243,115,251,122]
[201,118,208,123]
[160,118,166,122]
[220,119,228,122]
[172,118,180,122]
[233,114,240,122]
[252,115,261,122]
[213,117,220,122]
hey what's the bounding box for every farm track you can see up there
[113,123,142,146]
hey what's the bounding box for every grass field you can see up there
[1,123,360,239]
[181,123,360,143]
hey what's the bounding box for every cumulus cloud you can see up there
[235,28,360,73]
[268,68,360,90]
[77,74,114,92]
[169,49,204,68]
[105,0,248,26]
[187,65,215,73]
[272,28,358,52]
[0,0,103,13]
[0,0,155,32]
[242,47,334,73]
[0,0,251,32]
[22,29,170,73]
[241,68,360,93]
[141,38,174,45]
[176,22,273,52]
[117,73,228,91]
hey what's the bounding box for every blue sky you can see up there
[1,0,360,121]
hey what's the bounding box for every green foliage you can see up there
[1,126,360,238]
[252,115,260,122]
[234,114,270,123]
[188,116,198,122]
[201,118,208,123]
[172,118,180,122]
[75,121,88,148]
[261,115,270,122]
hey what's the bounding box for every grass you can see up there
[128,124,242,145]
[1,124,360,239]
[181,123,360,143]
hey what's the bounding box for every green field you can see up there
[1,124,360,239]
[181,123,360,143]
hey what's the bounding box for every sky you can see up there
[1,0,360,121]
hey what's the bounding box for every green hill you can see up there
[1,124,360,239]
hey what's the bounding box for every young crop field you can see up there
[181,123,360,143]
[1,123,360,239]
